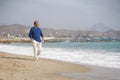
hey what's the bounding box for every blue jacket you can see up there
[29,27,43,42]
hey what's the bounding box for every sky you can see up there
[0,0,120,30]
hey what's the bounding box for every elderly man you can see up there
[29,21,44,61]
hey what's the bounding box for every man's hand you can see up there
[42,37,44,42]
[31,38,33,41]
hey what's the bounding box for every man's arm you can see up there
[40,28,44,41]
[29,28,33,40]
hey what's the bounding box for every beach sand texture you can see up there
[0,52,88,80]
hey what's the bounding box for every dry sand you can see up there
[0,52,88,80]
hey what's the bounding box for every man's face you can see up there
[34,21,39,27]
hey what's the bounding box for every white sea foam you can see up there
[0,43,120,69]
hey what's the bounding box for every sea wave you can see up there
[0,43,120,69]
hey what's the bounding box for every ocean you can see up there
[0,42,120,69]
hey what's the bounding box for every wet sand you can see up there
[63,64,120,80]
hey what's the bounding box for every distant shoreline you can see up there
[0,37,120,44]
[0,38,31,44]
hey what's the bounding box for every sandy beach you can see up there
[0,52,88,80]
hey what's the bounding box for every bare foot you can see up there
[34,57,39,61]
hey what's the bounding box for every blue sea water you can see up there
[43,42,120,53]
[0,42,120,68]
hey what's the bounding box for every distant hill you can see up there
[0,24,30,32]
[0,24,30,37]
[91,23,111,32]
[0,24,120,39]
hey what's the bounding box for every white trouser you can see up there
[32,40,42,58]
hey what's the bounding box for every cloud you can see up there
[0,0,120,30]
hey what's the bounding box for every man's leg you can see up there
[37,42,42,56]
[32,40,38,60]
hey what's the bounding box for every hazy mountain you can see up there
[91,23,111,32]
[0,24,30,37]
[0,24,120,38]
[0,24,30,32]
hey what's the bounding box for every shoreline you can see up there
[0,52,120,80]
[0,37,120,44]
[0,52,89,80]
